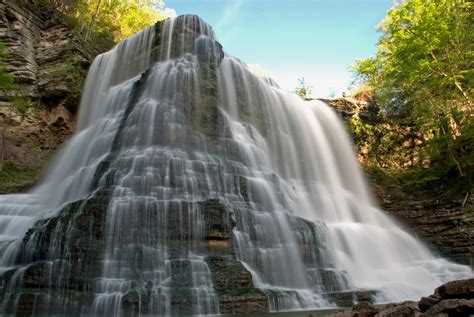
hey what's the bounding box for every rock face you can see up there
[420,279,474,316]
[0,0,91,104]
[419,296,441,312]
[324,95,426,169]
[383,201,474,265]
[367,165,474,266]
[0,0,91,193]
[423,298,474,317]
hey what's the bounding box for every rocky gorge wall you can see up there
[0,0,91,193]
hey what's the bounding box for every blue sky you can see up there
[165,0,393,98]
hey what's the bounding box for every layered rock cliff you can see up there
[0,0,91,192]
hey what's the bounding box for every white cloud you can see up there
[163,8,177,18]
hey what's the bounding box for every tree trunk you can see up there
[85,0,104,39]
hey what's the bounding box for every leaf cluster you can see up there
[42,0,168,51]
[352,0,473,189]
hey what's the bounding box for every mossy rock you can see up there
[0,161,42,193]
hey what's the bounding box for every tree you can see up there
[352,0,473,186]
[43,0,168,50]
[295,77,313,100]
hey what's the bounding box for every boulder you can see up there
[418,295,441,312]
[436,278,474,300]
[325,302,379,317]
[377,301,420,317]
[423,298,474,317]
[351,302,378,317]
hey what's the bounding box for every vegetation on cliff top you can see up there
[42,0,169,51]
[295,77,313,101]
[352,0,473,194]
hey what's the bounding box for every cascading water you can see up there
[0,15,471,316]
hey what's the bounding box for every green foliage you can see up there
[351,84,374,99]
[48,60,84,82]
[352,0,473,191]
[295,77,312,100]
[0,161,39,193]
[351,58,379,90]
[0,40,14,91]
[43,0,168,51]
[12,98,30,115]
[346,116,424,170]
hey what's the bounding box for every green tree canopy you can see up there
[352,0,473,186]
[44,0,168,50]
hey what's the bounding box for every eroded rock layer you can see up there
[0,0,91,193]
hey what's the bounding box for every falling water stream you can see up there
[0,15,471,316]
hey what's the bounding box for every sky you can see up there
[165,0,393,98]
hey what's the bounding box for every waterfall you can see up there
[0,15,471,316]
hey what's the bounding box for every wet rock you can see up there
[202,199,235,240]
[239,175,249,201]
[324,311,353,317]
[423,298,474,317]
[324,290,377,307]
[377,301,420,317]
[334,280,474,317]
[0,194,110,314]
[418,295,441,312]
[351,302,378,317]
[122,290,140,316]
[326,302,379,317]
[206,255,269,314]
[354,292,371,303]
[436,278,474,300]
